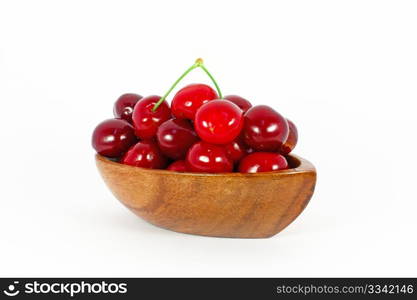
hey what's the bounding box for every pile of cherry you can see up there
[92,61,298,173]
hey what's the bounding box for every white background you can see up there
[0,0,416,277]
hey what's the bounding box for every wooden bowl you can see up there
[95,154,316,238]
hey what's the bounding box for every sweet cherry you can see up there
[243,105,289,152]
[113,93,142,123]
[122,140,168,169]
[132,95,171,139]
[171,84,218,120]
[224,137,249,162]
[156,119,199,159]
[238,152,288,173]
[92,119,137,158]
[186,141,233,173]
[280,119,298,155]
[194,100,243,144]
[167,160,188,172]
[224,95,252,113]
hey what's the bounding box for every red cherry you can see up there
[132,95,171,139]
[225,138,248,162]
[113,93,142,123]
[243,105,289,152]
[171,83,218,119]
[194,100,244,144]
[224,95,252,113]
[156,119,199,159]
[186,141,233,173]
[122,140,168,169]
[280,119,298,155]
[92,119,137,158]
[167,160,188,172]
[238,152,288,173]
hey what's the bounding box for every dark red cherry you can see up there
[171,83,218,120]
[132,95,171,139]
[280,119,298,155]
[243,105,289,152]
[167,160,188,172]
[238,152,288,173]
[156,119,199,159]
[92,119,137,158]
[194,100,244,144]
[224,95,252,113]
[122,140,168,169]
[186,141,233,173]
[113,93,142,123]
[225,138,249,162]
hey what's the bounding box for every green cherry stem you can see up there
[152,58,222,112]
[199,64,222,99]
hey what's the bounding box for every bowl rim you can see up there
[96,154,315,177]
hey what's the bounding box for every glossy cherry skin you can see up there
[113,93,143,123]
[156,119,199,159]
[132,95,171,139]
[92,119,137,158]
[243,105,289,152]
[238,152,288,173]
[194,100,244,145]
[225,138,249,162]
[171,84,218,120]
[186,141,233,173]
[280,119,298,155]
[122,140,168,169]
[224,95,252,113]
[167,160,188,172]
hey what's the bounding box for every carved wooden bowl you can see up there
[96,154,316,238]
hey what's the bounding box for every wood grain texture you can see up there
[95,154,316,238]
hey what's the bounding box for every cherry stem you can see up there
[152,58,223,112]
[200,64,222,99]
